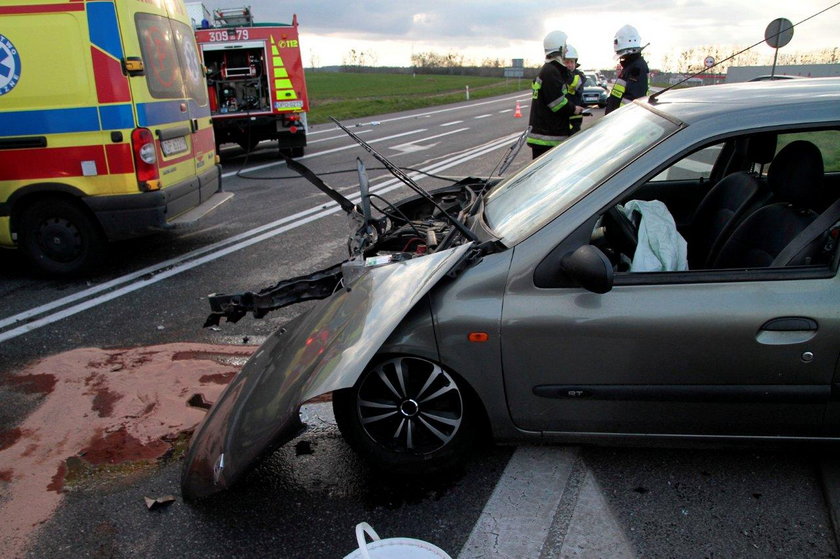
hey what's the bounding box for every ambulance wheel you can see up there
[18,198,106,276]
[333,355,484,475]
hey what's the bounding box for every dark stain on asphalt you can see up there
[2,373,56,395]
[47,462,66,493]
[80,428,170,465]
[0,427,22,451]
[198,371,237,384]
[91,387,123,418]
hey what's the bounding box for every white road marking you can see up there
[222,129,428,178]
[474,114,492,119]
[499,109,513,113]
[458,446,577,558]
[306,92,531,136]
[308,130,372,144]
[0,133,521,343]
[441,120,464,127]
[390,128,470,153]
[458,445,635,558]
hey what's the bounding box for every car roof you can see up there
[644,77,840,128]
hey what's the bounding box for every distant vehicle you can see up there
[182,78,840,500]
[749,74,804,82]
[582,74,608,108]
[583,69,608,88]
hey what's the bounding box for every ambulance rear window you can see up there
[135,13,186,99]
[171,20,208,106]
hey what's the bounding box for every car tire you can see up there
[18,198,106,276]
[333,355,481,475]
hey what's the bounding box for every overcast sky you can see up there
[192,1,839,69]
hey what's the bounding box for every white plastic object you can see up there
[614,24,642,55]
[542,30,568,57]
[343,522,452,559]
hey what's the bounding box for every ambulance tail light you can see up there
[131,128,160,192]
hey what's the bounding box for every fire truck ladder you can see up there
[213,7,254,27]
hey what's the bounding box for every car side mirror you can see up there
[560,245,614,294]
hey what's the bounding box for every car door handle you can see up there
[756,317,818,345]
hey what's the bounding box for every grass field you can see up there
[305,72,528,124]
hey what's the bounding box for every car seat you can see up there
[712,140,825,269]
[686,133,776,269]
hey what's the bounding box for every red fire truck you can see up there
[191,6,309,157]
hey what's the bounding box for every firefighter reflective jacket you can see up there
[605,53,649,114]
[527,60,575,147]
[567,68,585,132]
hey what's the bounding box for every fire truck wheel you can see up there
[18,198,106,276]
[280,147,304,158]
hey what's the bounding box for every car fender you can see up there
[181,243,473,500]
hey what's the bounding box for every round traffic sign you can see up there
[704,56,715,68]
[765,18,794,49]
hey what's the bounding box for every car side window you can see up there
[649,143,722,182]
[768,131,840,174]
[590,129,840,283]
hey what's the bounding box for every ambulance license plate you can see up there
[161,136,188,156]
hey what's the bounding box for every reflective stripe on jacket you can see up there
[527,59,575,146]
[605,53,649,114]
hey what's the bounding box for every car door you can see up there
[502,265,839,437]
[499,180,840,440]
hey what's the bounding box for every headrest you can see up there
[767,140,824,208]
[747,133,777,165]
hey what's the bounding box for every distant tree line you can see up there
[661,46,839,75]
[333,46,838,76]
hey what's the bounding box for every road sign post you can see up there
[765,18,794,78]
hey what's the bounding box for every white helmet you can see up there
[614,24,642,55]
[543,30,568,58]
[564,44,578,60]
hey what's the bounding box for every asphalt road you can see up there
[2,91,840,558]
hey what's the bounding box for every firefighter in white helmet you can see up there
[527,30,584,159]
[605,24,649,114]
[563,44,586,134]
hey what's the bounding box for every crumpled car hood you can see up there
[181,244,472,500]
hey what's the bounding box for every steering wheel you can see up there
[603,206,638,258]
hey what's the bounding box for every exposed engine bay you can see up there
[203,119,526,327]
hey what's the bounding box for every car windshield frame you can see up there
[483,104,681,245]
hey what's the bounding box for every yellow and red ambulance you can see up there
[0,0,230,275]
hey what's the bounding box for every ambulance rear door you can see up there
[113,0,213,217]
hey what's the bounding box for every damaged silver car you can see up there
[182,79,840,500]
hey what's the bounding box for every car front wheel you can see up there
[333,355,480,474]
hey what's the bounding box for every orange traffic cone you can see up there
[514,101,522,118]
